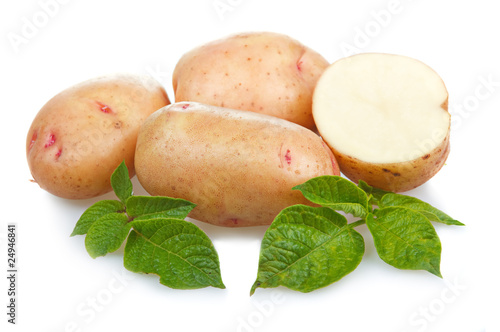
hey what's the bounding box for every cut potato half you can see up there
[313,53,450,192]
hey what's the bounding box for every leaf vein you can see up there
[133,224,217,282]
[259,227,348,284]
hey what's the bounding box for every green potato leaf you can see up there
[250,205,364,295]
[71,200,125,236]
[367,207,442,277]
[126,196,196,221]
[293,176,370,218]
[357,180,391,206]
[85,213,131,258]
[124,218,225,290]
[379,193,464,226]
[111,160,133,204]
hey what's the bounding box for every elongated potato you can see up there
[135,102,340,227]
[26,74,170,199]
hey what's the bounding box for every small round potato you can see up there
[26,74,170,199]
[134,102,340,227]
[172,32,330,130]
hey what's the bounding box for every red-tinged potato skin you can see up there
[26,74,170,199]
[134,102,340,227]
[172,32,329,130]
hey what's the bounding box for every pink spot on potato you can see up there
[182,103,190,109]
[297,60,303,71]
[44,134,56,148]
[55,149,62,159]
[28,131,38,150]
[285,149,292,165]
[96,101,112,114]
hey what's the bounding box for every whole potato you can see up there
[172,32,329,130]
[26,74,170,199]
[134,102,340,227]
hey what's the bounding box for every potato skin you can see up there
[172,32,329,130]
[26,74,170,199]
[134,102,340,227]
[332,133,450,192]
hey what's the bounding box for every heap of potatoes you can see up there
[26,32,451,227]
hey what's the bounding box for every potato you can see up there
[134,102,340,227]
[312,53,450,192]
[26,74,170,199]
[172,32,329,130]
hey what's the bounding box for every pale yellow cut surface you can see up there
[313,53,449,164]
[313,53,450,192]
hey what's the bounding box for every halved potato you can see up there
[313,53,450,192]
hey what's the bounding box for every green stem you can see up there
[349,219,366,228]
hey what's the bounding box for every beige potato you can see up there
[172,32,329,130]
[134,102,340,227]
[313,53,450,192]
[26,74,170,199]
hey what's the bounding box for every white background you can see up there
[1,0,499,331]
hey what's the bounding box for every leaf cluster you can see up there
[71,161,225,289]
[72,163,462,293]
[250,176,463,294]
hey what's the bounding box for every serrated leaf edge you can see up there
[251,222,362,295]
[368,209,442,278]
[70,200,125,237]
[126,219,225,289]
[294,176,370,217]
[85,213,131,259]
[111,160,133,204]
